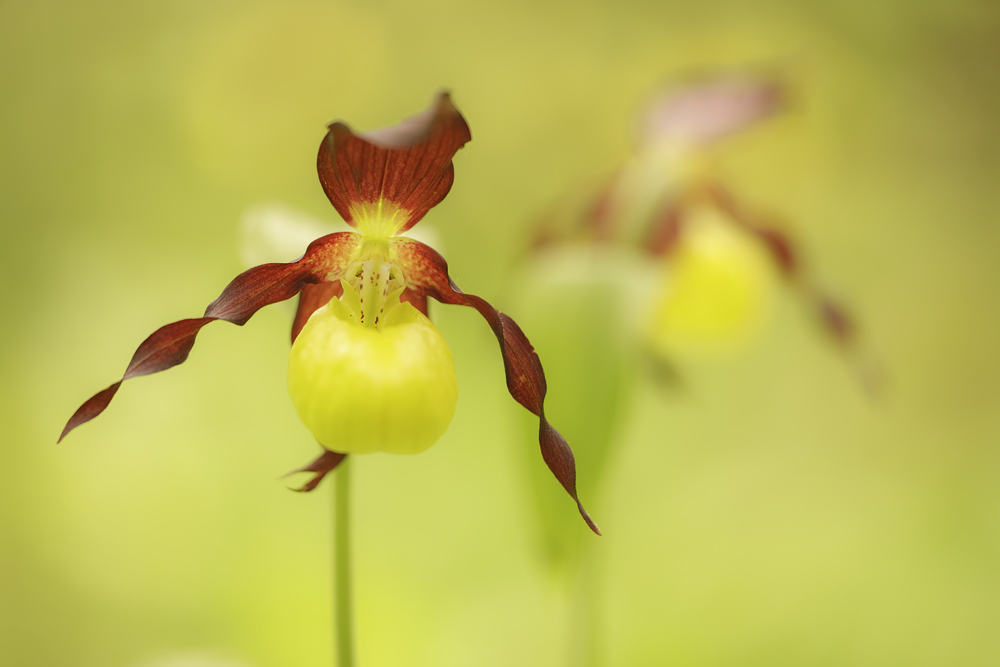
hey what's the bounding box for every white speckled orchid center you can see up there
[345,237,404,330]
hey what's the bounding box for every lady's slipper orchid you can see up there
[533,74,870,382]
[61,92,600,535]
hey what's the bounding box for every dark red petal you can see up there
[292,282,344,344]
[817,295,855,347]
[646,202,685,256]
[60,232,362,442]
[755,228,797,275]
[529,171,620,252]
[283,448,348,492]
[59,382,123,443]
[585,172,619,242]
[706,183,798,275]
[703,184,885,391]
[317,92,472,233]
[392,237,601,535]
[400,288,429,317]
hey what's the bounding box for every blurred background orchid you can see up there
[511,72,878,666]
[3,1,1000,666]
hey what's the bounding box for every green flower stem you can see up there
[335,457,355,667]
[569,543,604,667]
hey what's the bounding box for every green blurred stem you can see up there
[335,457,355,667]
[569,542,604,667]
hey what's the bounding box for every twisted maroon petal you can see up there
[60,232,362,442]
[702,183,884,393]
[391,237,601,536]
[317,91,472,233]
[705,183,799,275]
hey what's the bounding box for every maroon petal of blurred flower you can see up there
[640,75,783,147]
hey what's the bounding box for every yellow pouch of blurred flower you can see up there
[646,208,777,359]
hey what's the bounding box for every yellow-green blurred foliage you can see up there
[2,0,999,666]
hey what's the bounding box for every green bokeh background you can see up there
[2,0,999,665]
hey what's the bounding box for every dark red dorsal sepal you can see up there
[317,92,472,235]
